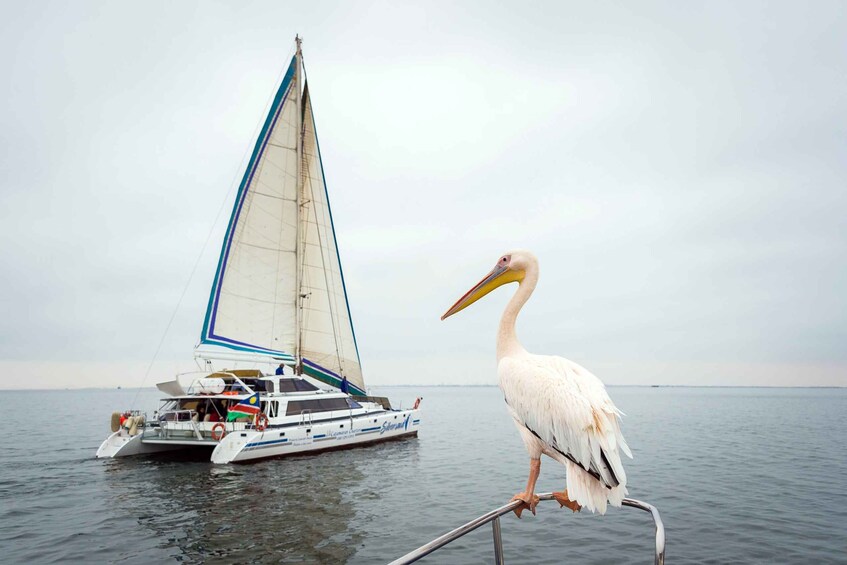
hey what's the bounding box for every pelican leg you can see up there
[511,458,542,518]
[552,489,582,513]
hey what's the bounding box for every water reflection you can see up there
[105,451,367,562]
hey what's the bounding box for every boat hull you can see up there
[96,430,187,458]
[97,408,421,464]
[212,408,420,463]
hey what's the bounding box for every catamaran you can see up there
[97,37,421,464]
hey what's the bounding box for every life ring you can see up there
[211,422,227,441]
[255,413,269,431]
[413,397,421,410]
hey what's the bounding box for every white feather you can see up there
[499,353,632,514]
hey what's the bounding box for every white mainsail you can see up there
[198,47,364,394]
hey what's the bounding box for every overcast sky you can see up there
[1,0,845,389]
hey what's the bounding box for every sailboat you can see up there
[97,38,421,463]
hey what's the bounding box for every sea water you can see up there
[0,386,844,564]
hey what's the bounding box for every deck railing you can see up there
[388,494,665,565]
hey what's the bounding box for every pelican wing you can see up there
[499,354,632,489]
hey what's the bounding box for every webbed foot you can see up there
[552,489,581,513]
[510,492,541,518]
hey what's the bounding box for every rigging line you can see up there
[301,60,346,377]
[303,59,362,375]
[301,89,345,376]
[295,46,308,371]
[129,44,297,409]
[309,134,346,377]
[297,136,309,370]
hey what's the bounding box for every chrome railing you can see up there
[299,409,313,427]
[388,494,665,565]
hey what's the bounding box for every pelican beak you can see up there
[441,264,525,320]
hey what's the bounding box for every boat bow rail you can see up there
[388,493,665,565]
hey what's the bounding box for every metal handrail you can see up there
[188,419,204,440]
[388,494,665,565]
[300,409,313,427]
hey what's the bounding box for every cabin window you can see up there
[286,397,353,416]
[242,378,267,392]
[261,401,279,417]
[279,379,320,393]
[259,400,277,417]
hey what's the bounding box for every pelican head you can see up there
[441,250,536,320]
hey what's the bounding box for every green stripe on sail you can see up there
[302,363,365,396]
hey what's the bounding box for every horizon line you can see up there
[0,384,845,392]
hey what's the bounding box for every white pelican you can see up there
[442,250,632,517]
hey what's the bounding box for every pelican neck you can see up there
[496,269,537,361]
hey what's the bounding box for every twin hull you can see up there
[97,408,420,464]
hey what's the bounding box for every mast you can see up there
[294,35,304,375]
[197,35,365,392]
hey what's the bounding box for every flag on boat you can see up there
[227,393,261,421]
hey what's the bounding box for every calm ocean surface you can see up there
[0,386,845,564]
